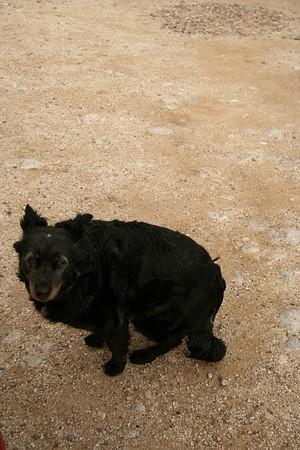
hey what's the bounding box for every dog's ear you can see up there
[20,204,48,231]
[13,240,22,254]
[55,213,93,241]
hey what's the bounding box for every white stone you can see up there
[285,336,300,351]
[241,242,260,259]
[279,271,295,284]
[219,377,228,386]
[281,228,300,246]
[278,354,288,365]
[162,96,178,110]
[279,160,299,171]
[83,113,100,123]
[127,430,138,439]
[266,249,287,264]
[237,153,256,163]
[20,159,43,170]
[207,211,229,223]
[23,354,43,367]
[260,153,279,161]
[145,390,152,400]
[148,127,173,136]
[268,128,284,140]
[3,330,22,344]
[280,307,300,334]
[2,330,21,344]
[249,219,266,231]
[234,271,247,285]
[135,401,146,414]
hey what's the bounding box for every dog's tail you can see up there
[210,257,226,322]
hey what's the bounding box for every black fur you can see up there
[14,205,227,376]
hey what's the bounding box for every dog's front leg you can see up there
[103,322,129,376]
[84,333,105,348]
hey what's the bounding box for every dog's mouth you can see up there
[29,280,63,303]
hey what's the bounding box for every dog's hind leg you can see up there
[129,335,182,365]
[187,263,226,363]
[187,329,226,362]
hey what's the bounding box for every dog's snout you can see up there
[35,283,51,300]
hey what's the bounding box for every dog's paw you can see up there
[84,334,104,348]
[129,348,157,365]
[103,359,125,376]
[209,337,227,362]
[188,336,226,362]
[198,337,227,362]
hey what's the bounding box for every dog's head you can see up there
[14,205,93,303]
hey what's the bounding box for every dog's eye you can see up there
[33,255,40,263]
[25,253,40,269]
[54,255,68,269]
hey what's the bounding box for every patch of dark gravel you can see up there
[151,2,300,38]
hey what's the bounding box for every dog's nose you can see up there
[35,284,51,300]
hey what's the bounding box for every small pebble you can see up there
[234,271,247,285]
[219,377,228,386]
[148,127,173,136]
[135,402,146,414]
[66,432,78,442]
[279,307,300,334]
[285,336,300,351]
[22,354,43,367]
[268,128,284,140]
[20,159,43,170]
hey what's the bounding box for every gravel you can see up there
[1,0,299,449]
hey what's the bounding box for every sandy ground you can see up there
[0,0,300,449]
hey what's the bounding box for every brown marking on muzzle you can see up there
[29,279,63,303]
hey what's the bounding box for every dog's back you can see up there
[89,219,213,283]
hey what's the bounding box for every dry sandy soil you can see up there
[0,0,300,449]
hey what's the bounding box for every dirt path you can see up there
[0,1,299,449]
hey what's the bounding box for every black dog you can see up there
[14,205,227,376]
